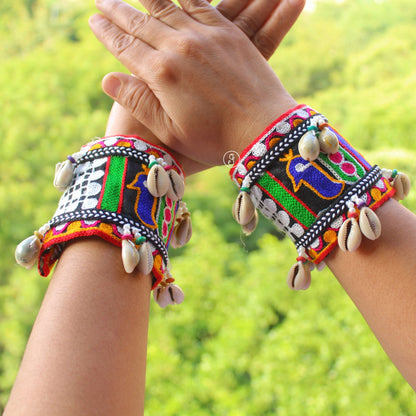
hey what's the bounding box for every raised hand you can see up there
[217,0,305,60]
[90,0,298,168]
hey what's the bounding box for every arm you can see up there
[5,1,305,415]
[89,0,416,389]
[327,199,416,389]
[5,240,151,416]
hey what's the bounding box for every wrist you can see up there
[229,105,408,290]
[232,93,298,158]
[16,135,192,308]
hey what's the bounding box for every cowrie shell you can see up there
[298,130,320,161]
[54,159,74,191]
[241,210,258,236]
[338,217,362,252]
[15,235,42,270]
[122,239,140,274]
[170,215,192,248]
[137,242,154,275]
[153,286,172,308]
[232,191,256,226]
[168,284,185,305]
[318,127,339,154]
[287,261,311,290]
[147,164,170,197]
[359,207,381,240]
[166,169,185,201]
[393,173,411,201]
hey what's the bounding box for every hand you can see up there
[103,0,305,174]
[90,0,298,167]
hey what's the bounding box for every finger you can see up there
[93,0,175,47]
[177,0,227,26]
[102,72,174,146]
[89,14,162,78]
[252,0,305,60]
[216,0,250,21]
[231,0,282,39]
[133,0,191,27]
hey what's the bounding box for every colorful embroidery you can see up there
[37,136,186,292]
[230,105,397,288]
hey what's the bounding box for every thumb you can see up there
[102,72,170,143]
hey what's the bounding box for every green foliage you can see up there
[1,0,416,413]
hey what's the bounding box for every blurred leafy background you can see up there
[1,0,416,413]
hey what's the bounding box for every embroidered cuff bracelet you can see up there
[15,136,192,308]
[230,104,410,290]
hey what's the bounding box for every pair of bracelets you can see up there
[230,104,410,290]
[15,136,192,308]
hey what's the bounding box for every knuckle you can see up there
[235,14,259,38]
[151,3,178,20]
[175,36,199,56]
[150,55,176,82]
[127,13,151,37]
[253,32,278,59]
[112,32,136,56]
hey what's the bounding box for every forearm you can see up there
[5,239,151,416]
[327,199,416,388]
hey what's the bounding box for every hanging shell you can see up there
[147,164,170,197]
[15,235,42,270]
[338,217,362,252]
[287,261,312,290]
[170,215,192,248]
[359,207,381,240]
[232,191,256,226]
[54,159,74,191]
[122,239,140,274]
[393,173,411,201]
[137,242,154,275]
[316,261,326,272]
[168,284,185,305]
[318,127,339,154]
[166,169,185,201]
[298,130,320,161]
[241,210,258,236]
[153,286,172,308]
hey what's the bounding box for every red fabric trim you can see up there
[229,104,306,178]
[97,157,111,209]
[371,187,396,211]
[118,157,128,213]
[312,240,338,264]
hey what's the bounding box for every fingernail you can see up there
[89,14,104,26]
[103,75,122,98]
